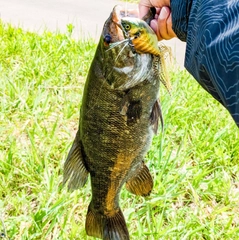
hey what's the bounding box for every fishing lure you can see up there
[121,17,172,92]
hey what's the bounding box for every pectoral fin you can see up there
[120,94,142,125]
[150,99,163,134]
[126,100,142,125]
[63,130,88,190]
[126,162,153,197]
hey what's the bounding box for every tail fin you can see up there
[126,162,153,196]
[85,204,130,240]
[63,131,89,190]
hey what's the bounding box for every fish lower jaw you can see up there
[113,65,134,75]
[115,54,152,90]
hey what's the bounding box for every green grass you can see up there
[0,21,238,240]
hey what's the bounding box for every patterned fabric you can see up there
[171,0,239,127]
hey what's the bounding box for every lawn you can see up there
[0,21,238,240]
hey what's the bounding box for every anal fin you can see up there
[126,162,153,197]
[86,204,129,240]
[63,130,88,190]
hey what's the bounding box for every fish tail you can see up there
[63,130,89,190]
[126,162,153,196]
[86,203,130,240]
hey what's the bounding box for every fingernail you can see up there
[159,7,169,20]
[150,19,158,33]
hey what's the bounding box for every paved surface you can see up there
[0,0,186,67]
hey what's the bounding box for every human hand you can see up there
[139,0,176,41]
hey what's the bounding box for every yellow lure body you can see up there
[121,17,172,92]
[121,17,161,56]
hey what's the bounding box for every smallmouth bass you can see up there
[63,6,166,240]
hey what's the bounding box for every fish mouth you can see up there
[102,5,139,45]
[102,6,153,91]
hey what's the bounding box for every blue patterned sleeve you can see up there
[170,0,239,127]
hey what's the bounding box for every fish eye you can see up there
[124,24,131,31]
[104,34,112,44]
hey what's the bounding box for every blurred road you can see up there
[0,0,186,67]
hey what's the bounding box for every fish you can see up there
[63,5,165,240]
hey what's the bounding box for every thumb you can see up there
[138,0,152,18]
[139,5,150,18]
[139,0,153,7]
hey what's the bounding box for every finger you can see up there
[157,7,173,40]
[166,13,177,38]
[139,0,153,7]
[138,4,150,18]
[139,0,153,8]
[155,7,161,15]
[150,19,163,41]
